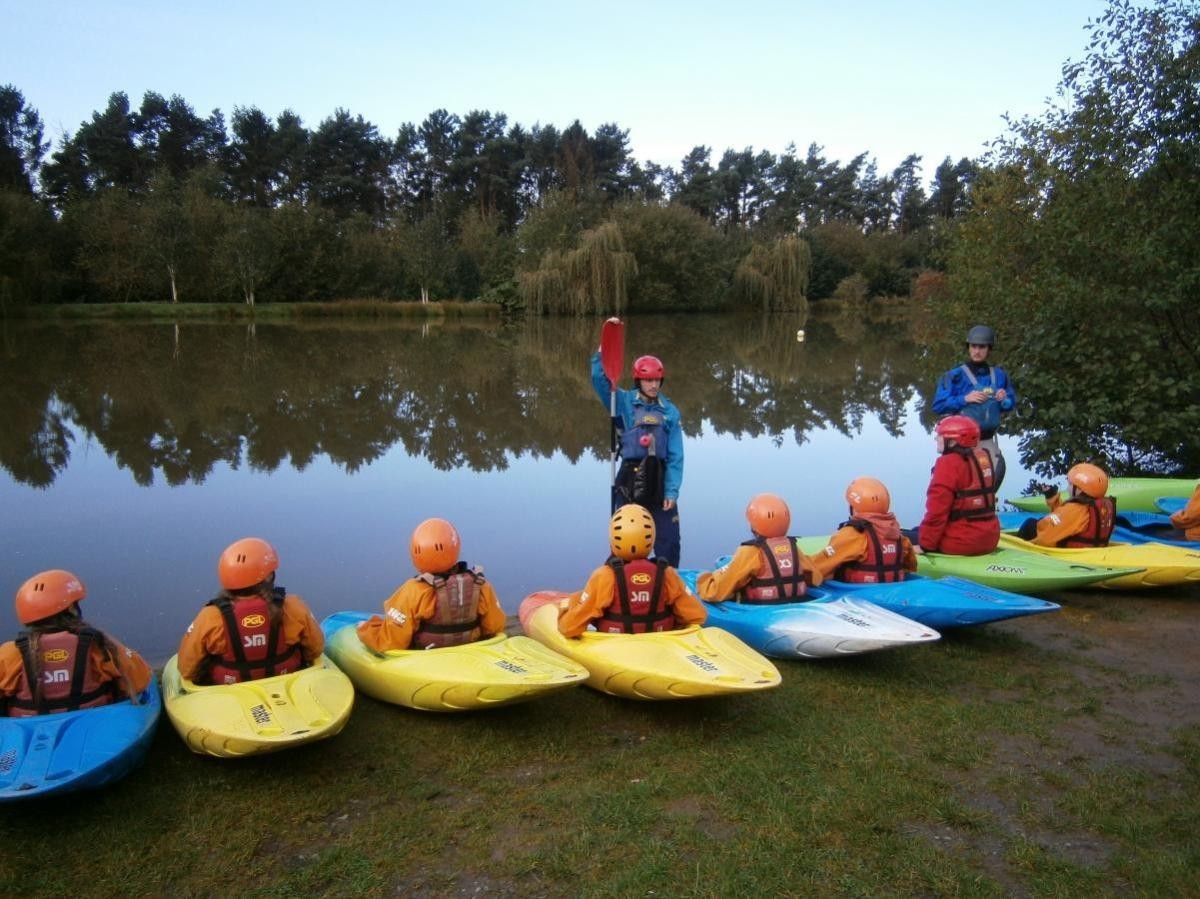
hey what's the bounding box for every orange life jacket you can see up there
[836,513,906,584]
[1060,496,1117,548]
[7,629,119,717]
[412,564,486,649]
[948,446,997,521]
[597,558,676,633]
[739,536,807,603]
[207,591,304,684]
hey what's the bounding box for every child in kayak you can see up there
[695,493,825,601]
[357,518,507,651]
[914,415,1000,556]
[0,569,152,716]
[1017,463,1116,547]
[177,538,324,684]
[1168,483,1200,541]
[557,504,705,636]
[811,478,918,583]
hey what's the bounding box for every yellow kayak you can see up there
[161,655,354,758]
[321,611,588,712]
[996,534,1200,589]
[519,592,781,700]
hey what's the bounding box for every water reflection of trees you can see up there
[0,310,935,487]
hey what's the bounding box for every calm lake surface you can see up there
[0,311,1037,663]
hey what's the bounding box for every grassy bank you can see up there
[0,594,1196,897]
[1,299,503,321]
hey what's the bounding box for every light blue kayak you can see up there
[683,558,1058,641]
[0,681,161,801]
[677,567,939,659]
[998,510,1200,551]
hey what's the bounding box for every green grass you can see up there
[2,299,502,321]
[0,627,1195,897]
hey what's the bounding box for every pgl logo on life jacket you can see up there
[639,414,660,425]
[773,545,791,556]
[43,669,70,684]
[241,613,266,628]
[630,573,652,585]
[43,649,69,663]
[243,634,267,648]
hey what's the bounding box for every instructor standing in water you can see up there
[591,318,684,566]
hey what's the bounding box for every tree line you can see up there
[0,85,975,312]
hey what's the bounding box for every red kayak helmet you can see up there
[1067,463,1109,499]
[15,569,87,625]
[935,415,981,449]
[745,493,790,538]
[632,355,664,381]
[218,538,280,591]
[846,477,891,514]
[411,518,461,573]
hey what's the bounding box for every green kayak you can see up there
[1006,477,1197,513]
[795,536,1139,595]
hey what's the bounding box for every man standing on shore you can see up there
[932,324,1017,488]
[590,319,684,566]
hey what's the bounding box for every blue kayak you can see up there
[998,510,1200,551]
[813,574,1060,628]
[0,681,161,801]
[1157,496,1187,515]
[684,560,1058,636]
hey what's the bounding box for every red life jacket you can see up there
[206,590,304,684]
[1060,496,1117,548]
[948,447,997,522]
[412,563,486,649]
[739,536,807,603]
[597,558,676,633]
[7,629,119,717]
[835,513,907,584]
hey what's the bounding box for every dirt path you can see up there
[927,588,1200,893]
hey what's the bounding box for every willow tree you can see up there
[518,221,636,315]
[733,235,811,312]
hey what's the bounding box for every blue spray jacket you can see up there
[591,351,684,501]
[932,362,1017,437]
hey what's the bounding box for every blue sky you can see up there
[8,0,1106,179]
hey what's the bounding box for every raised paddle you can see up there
[600,318,625,492]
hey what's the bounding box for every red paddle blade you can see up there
[601,319,625,386]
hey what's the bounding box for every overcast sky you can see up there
[7,0,1107,179]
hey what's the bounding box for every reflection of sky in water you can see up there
[0,401,1035,664]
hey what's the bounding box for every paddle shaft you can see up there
[600,319,625,491]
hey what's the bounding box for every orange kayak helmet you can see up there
[218,538,280,591]
[935,415,981,449]
[15,569,87,625]
[632,355,664,381]
[846,477,891,514]
[610,504,655,561]
[411,518,461,573]
[745,493,790,538]
[1067,463,1109,499]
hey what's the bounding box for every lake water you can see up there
[0,311,1037,663]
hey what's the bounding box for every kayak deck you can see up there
[996,533,1200,589]
[793,536,1133,594]
[321,611,588,712]
[0,682,161,801]
[520,593,780,700]
[161,655,354,758]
